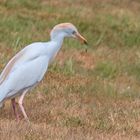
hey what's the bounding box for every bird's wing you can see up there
[0,42,50,102]
[0,43,44,85]
[0,54,49,102]
[0,50,25,85]
[5,55,49,96]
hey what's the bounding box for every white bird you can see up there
[0,23,87,121]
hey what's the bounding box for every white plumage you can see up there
[0,23,87,121]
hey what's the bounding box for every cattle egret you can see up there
[0,23,87,121]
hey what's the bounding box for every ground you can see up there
[0,0,140,139]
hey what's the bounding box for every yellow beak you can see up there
[75,33,88,45]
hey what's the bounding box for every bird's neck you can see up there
[46,34,65,64]
[50,33,65,45]
[50,36,64,53]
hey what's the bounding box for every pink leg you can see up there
[18,89,29,122]
[11,98,19,121]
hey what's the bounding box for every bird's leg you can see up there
[18,89,29,122]
[11,98,19,121]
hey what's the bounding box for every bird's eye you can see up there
[72,31,76,34]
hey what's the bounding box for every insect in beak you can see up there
[74,32,88,45]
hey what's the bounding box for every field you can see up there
[0,0,140,139]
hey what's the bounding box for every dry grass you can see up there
[0,0,140,139]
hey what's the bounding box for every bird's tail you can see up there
[0,102,4,108]
[0,82,9,103]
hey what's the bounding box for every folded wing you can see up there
[0,44,49,102]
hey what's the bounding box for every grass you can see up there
[93,61,118,79]
[0,0,140,139]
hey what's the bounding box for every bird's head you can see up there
[50,23,87,45]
